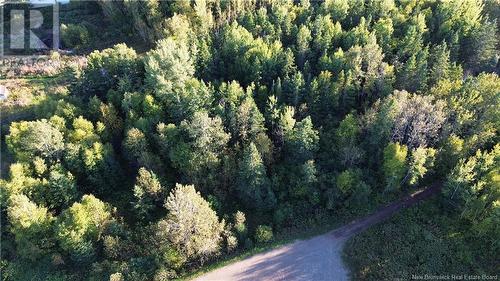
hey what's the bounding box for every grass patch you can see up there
[1,73,75,178]
[342,198,497,280]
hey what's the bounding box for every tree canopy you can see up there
[2,0,498,279]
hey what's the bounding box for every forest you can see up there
[0,0,498,280]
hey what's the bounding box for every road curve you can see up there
[193,183,441,281]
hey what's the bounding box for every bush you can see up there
[233,211,248,242]
[109,273,124,281]
[61,24,90,49]
[254,225,273,244]
[225,235,238,252]
[342,200,495,280]
[244,238,254,250]
[273,204,293,227]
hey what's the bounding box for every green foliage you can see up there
[121,91,163,132]
[157,184,225,261]
[284,116,319,163]
[40,165,78,211]
[61,24,90,49]
[443,144,499,253]
[2,164,39,202]
[436,134,465,176]
[133,168,164,220]
[335,113,363,168]
[7,194,54,259]
[236,143,276,211]
[157,111,230,190]
[291,160,320,202]
[428,42,462,87]
[335,168,371,208]
[69,116,101,145]
[65,140,122,195]
[123,127,162,172]
[56,195,113,263]
[144,37,196,102]
[321,0,349,21]
[6,119,65,162]
[233,211,248,243]
[313,14,343,55]
[407,147,436,186]
[383,142,408,191]
[345,33,394,106]
[217,22,293,85]
[254,225,273,244]
[295,24,311,67]
[215,82,266,145]
[433,0,484,53]
[373,18,394,53]
[443,74,500,147]
[88,98,124,142]
[396,47,429,93]
[79,43,142,97]
[308,71,340,125]
[464,19,498,73]
[344,200,494,280]
[4,1,500,279]
[337,169,358,195]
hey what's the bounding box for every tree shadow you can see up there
[198,235,348,281]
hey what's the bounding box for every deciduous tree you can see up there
[7,119,65,162]
[56,195,113,263]
[382,142,408,191]
[157,184,225,261]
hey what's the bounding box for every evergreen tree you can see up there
[236,143,276,211]
[464,19,499,73]
[284,116,319,163]
[145,37,196,103]
[133,168,164,220]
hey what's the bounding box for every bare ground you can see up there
[193,183,441,281]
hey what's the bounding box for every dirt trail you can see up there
[193,183,441,281]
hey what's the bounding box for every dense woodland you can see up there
[1,0,499,280]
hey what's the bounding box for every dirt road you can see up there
[192,183,441,281]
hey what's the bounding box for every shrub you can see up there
[233,211,248,242]
[244,238,254,250]
[109,273,124,281]
[254,225,273,244]
[225,235,238,253]
[61,24,90,49]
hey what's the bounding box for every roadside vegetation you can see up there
[0,0,498,280]
[343,196,498,280]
